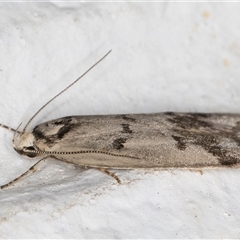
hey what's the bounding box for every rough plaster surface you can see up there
[0,2,240,239]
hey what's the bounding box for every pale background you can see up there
[0,2,240,238]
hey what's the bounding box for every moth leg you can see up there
[97,168,121,184]
[0,156,49,190]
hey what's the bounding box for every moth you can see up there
[1,50,240,189]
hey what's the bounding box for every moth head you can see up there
[12,131,38,158]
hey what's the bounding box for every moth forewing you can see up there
[28,113,240,169]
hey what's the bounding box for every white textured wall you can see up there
[0,2,240,238]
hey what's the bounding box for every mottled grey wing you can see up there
[32,113,240,169]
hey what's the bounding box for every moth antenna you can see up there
[13,122,22,143]
[24,149,139,160]
[0,123,20,133]
[23,50,112,132]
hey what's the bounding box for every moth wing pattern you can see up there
[31,113,240,169]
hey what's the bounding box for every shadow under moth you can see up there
[1,50,240,189]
